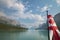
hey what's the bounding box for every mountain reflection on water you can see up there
[0,30,48,40]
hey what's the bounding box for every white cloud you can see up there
[56,0,60,4]
[13,10,44,21]
[41,6,48,12]
[41,5,52,12]
[0,11,6,17]
[0,0,25,12]
[0,0,45,28]
[11,9,45,28]
[0,0,15,7]
[12,2,25,12]
[0,11,15,19]
[15,12,45,28]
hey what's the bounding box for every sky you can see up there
[0,0,60,28]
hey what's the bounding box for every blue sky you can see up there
[0,0,60,28]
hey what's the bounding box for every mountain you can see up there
[0,16,19,25]
[0,16,27,31]
[37,22,47,30]
[38,13,60,30]
[54,13,60,30]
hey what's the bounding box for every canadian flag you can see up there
[48,15,60,40]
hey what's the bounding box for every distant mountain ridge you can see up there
[0,16,19,25]
[39,13,60,30]
[0,15,27,31]
[54,13,60,27]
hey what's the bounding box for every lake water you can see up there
[0,30,48,40]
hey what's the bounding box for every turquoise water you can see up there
[0,30,48,40]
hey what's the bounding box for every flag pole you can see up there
[46,10,50,40]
